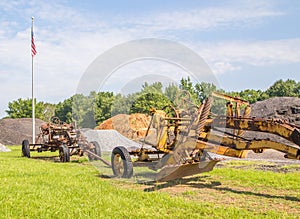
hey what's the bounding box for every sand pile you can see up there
[95,113,151,140]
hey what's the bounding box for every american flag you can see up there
[31,27,37,57]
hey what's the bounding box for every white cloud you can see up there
[125,0,283,31]
[0,0,298,118]
[0,0,26,11]
[197,38,300,75]
[212,62,241,74]
[101,60,191,93]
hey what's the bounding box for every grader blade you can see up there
[155,159,220,182]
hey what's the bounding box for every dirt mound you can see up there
[95,113,151,140]
[250,97,300,125]
[245,97,300,160]
[0,118,44,145]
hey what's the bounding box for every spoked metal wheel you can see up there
[22,139,30,158]
[111,146,133,178]
[88,141,102,161]
[59,145,70,162]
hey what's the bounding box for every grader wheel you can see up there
[88,141,102,161]
[22,139,30,158]
[59,145,70,162]
[111,146,133,178]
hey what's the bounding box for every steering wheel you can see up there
[50,116,61,125]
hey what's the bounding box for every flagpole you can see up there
[31,16,35,144]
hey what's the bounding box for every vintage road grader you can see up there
[109,92,300,181]
[21,117,103,162]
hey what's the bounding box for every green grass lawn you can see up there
[0,146,299,218]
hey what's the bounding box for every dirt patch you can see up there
[107,166,300,215]
[0,118,44,145]
[216,160,300,173]
[246,149,288,160]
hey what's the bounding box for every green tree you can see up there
[111,93,135,116]
[94,91,114,124]
[195,82,219,102]
[180,77,196,96]
[130,92,171,114]
[142,82,164,93]
[131,81,174,114]
[238,89,268,103]
[265,79,300,97]
[164,83,179,103]
[72,93,96,128]
[6,98,47,120]
[55,93,96,128]
[42,103,56,121]
[55,97,73,123]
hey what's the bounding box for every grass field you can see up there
[0,146,299,218]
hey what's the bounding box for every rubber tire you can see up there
[22,140,30,158]
[88,141,102,161]
[59,145,70,162]
[111,146,133,178]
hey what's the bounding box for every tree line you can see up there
[5,78,300,128]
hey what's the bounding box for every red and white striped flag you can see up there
[31,26,37,57]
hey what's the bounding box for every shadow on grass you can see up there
[28,155,83,163]
[142,175,213,191]
[210,186,300,202]
[98,174,112,179]
[28,156,58,161]
[143,175,300,202]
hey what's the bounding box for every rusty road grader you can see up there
[109,92,300,181]
[21,117,104,163]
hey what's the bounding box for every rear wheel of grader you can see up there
[22,140,30,158]
[111,146,133,178]
[59,145,70,162]
[88,141,102,161]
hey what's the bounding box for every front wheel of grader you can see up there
[111,146,133,178]
[59,145,70,162]
[22,139,30,158]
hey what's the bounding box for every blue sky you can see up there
[1,0,300,118]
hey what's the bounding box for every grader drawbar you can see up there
[21,117,103,162]
[109,92,300,182]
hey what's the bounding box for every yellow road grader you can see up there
[110,92,300,181]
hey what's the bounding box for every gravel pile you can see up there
[244,97,300,160]
[250,97,300,125]
[82,129,152,152]
[0,118,44,145]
